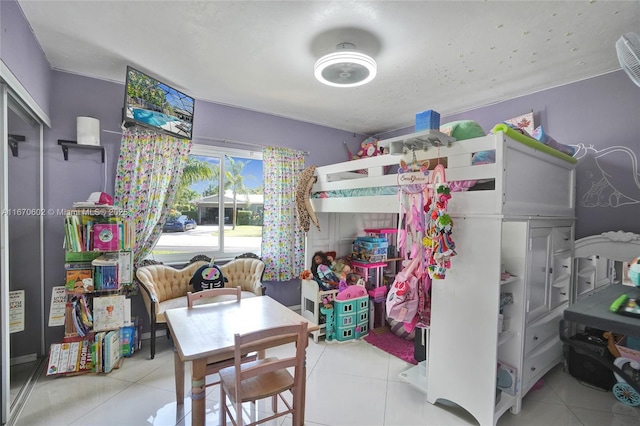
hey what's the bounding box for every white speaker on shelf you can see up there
[76,116,100,146]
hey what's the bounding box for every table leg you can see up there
[191,359,207,426]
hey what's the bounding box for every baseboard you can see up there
[288,304,301,312]
[141,329,166,341]
[10,353,38,366]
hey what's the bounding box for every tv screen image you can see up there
[124,66,195,140]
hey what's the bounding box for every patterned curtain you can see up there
[261,146,305,281]
[114,128,192,265]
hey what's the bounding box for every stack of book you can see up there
[92,253,119,291]
[92,329,122,373]
[64,210,134,253]
[64,294,93,337]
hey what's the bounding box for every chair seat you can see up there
[219,358,294,402]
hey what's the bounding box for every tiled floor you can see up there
[12,336,640,426]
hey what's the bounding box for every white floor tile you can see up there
[14,332,629,426]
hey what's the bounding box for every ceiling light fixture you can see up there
[314,42,377,88]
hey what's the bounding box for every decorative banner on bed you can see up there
[398,171,430,186]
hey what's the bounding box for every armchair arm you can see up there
[135,267,162,322]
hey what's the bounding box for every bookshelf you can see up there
[47,206,140,376]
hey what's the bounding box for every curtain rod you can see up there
[193,134,309,156]
[103,129,309,155]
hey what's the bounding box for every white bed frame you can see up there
[310,130,575,217]
[303,129,578,425]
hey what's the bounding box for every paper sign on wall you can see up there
[9,290,25,333]
[49,286,67,327]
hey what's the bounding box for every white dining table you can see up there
[165,295,319,426]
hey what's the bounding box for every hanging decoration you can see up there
[423,164,456,279]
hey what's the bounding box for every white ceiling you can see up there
[17,1,640,135]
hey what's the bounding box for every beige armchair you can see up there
[135,255,266,359]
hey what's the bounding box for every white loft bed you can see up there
[304,126,578,425]
[310,127,576,217]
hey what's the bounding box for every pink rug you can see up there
[364,328,418,365]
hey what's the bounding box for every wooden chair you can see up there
[219,321,308,426]
[174,286,257,404]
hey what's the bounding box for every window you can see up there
[151,144,263,264]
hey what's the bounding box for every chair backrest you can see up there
[220,258,265,294]
[232,321,308,388]
[235,252,261,260]
[136,260,208,305]
[187,286,242,308]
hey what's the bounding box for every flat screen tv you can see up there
[123,66,195,140]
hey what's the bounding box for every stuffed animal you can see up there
[346,137,383,161]
[190,263,228,292]
[299,269,313,280]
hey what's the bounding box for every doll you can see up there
[311,251,340,286]
[326,253,352,279]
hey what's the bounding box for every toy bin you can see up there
[352,237,388,263]
[364,228,399,258]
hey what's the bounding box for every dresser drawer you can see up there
[522,336,563,385]
[524,309,563,354]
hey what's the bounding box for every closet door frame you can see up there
[1,60,50,426]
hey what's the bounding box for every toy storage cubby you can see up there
[301,279,339,343]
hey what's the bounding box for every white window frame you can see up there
[149,143,263,265]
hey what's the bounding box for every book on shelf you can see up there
[103,329,122,373]
[65,294,93,337]
[92,294,126,331]
[92,253,120,290]
[117,251,133,285]
[92,331,105,373]
[64,214,86,252]
[64,264,93,292]
[93,223,119,251]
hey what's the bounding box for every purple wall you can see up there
[1,0,52,117]
[192,101,366,167]
[378,70,640,239]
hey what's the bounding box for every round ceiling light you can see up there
[314,42,377,88]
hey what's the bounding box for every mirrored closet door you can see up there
[1,82,45,426]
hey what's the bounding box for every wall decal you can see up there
[574,144,640,208]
